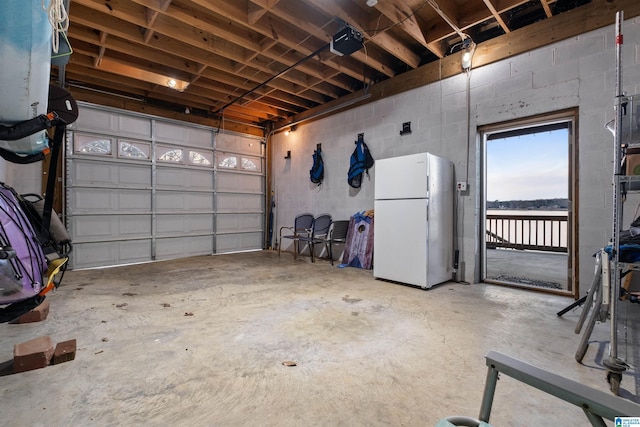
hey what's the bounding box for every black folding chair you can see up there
[298,214,332,262]
[278,213,314,259]
[316,220,349,265]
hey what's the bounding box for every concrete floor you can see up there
[1,250,637,426]
[486,248,568,290]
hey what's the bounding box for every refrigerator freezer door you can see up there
[373,198,428,288]
[374,153,429,200]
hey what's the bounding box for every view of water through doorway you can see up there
[482,113,576,294]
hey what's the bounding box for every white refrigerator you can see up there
[373,152,454,289]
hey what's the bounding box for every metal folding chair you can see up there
[278,213,314,260]
[298,214,332,262]
[315,219,349,265]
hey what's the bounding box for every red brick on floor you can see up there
[52,339,77,365]
[13,336,54,373]
[10,301,50,324]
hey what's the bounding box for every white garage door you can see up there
[66,104,264,269]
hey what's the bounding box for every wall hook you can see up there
[284,150,291,159]
[400,122,412,136]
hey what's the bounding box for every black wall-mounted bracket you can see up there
[284,150,291,159]
[400,122,412,136]
[400,122,411,136]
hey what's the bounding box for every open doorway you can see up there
[481,110,578,296]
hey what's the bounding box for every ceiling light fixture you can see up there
[461,37,476,71]
[366,0,378,6]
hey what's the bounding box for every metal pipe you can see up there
[272,92,372,134]
[212,44,330,116]
[610,10,624,364]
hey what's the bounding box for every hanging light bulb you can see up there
[461,37,476,71]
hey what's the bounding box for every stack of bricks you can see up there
[10,301,76,373]
[13,337,76,373]
[9,301,50,324]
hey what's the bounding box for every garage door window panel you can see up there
[241,156,261,172]
[74,134,113,155]
[157,146,184,163]
[118,140,150,160]
[189,150,213,166]
[217,153,238,169]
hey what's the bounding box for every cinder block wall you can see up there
[271,16,640,290]
[5,162,41,195]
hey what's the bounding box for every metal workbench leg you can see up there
[478,364,499,422]
[576,286,603,363]
[583,409,608,427]
[575,253,602,334]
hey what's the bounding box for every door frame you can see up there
[478,108,579,298]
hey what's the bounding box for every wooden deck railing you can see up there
[486,213,568,253]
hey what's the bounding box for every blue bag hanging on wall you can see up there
[310,146,324,185]
[347,133,374,188]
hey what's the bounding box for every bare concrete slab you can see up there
[0,251,635,426]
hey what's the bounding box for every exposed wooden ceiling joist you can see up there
[55,0,630,131]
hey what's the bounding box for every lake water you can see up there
[487,209,567,216]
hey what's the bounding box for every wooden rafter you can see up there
[58,0,627,127]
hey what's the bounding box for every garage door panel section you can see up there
[156,167,213,191]
[73,240,152,269]
[155,236,213,260]
[155,191,214,212]
[156,214,214,236]
[73,108,151,140]
[217,232,262,253]
[217,172,263,194]
[215,134,261,156]
[156,121,213,148]
[214,133,264,253]
[73,161,151,188]
[216,193,262,213]
[72,215,152,241]
[71,187,151,213]
[217,213,262,233]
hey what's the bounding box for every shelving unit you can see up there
[573,11,640,395]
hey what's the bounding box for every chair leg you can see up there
[309,242,315,262]
[328,242,333,266]
[293,239,298,260]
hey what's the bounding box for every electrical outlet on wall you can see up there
[457,181,467,192]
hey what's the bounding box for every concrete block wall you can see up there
[272,16,640,290]
[5,162,41,195]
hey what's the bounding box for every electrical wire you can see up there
[218,17,336,114]
[212,44,330,116]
